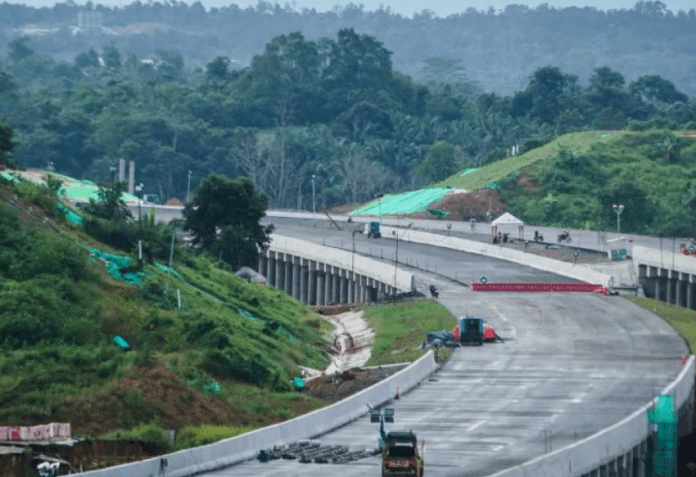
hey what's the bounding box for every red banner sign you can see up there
[0,423,71,441]
[471,283,607,294]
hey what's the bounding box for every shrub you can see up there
[102,422,172,454]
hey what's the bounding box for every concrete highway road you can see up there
[202,221,687,477]
[131,205,688,255]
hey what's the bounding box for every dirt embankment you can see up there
[55,364,243,437]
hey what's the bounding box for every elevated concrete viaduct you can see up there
[258,235,414,305]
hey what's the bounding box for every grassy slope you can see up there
[0,179,330,446]
[437,131,625,190]
[362,300,456,365]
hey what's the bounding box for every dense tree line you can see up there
[0,29,695,211]
[1,1,695,96]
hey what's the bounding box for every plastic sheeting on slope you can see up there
[350,188,452,216]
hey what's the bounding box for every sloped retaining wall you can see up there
[76,352,437,477]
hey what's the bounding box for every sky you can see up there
[12,0,696,17]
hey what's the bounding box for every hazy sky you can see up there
[13,0,696,17]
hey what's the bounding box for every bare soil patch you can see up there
[56,364,241,437]
[302,366,405,404]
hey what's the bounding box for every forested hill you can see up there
[1,22,696,217]
[1,1,695,96]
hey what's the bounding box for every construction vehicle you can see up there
[458,316,484,346]
[381,431,424,477]
[368,221,381,238]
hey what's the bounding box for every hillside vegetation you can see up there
[0,176,330,447]
[439,129,696,236]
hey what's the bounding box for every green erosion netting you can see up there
[458,168,478,177]
[0,172,20,182]
[84,245,145,285]
[238,308,302,343]
[56,203,84,226]
[154,262,186,281]
[3,170,139,203]
[350,188,452,216]
[86,248,303,343]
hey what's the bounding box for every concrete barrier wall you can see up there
[381,226,613,288]
[269,234,414,292]
[633,244,696,277]
[489,355,695,477]
[77,352,437,477]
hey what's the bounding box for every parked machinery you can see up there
[381,431,424,477]
[458,316,484,346]
[367,221,381,238]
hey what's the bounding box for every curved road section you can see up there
[206,222,686,477]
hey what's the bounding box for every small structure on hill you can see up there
[236,266,266,284]
[491,212,524,240]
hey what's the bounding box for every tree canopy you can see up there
[183,174,273,270]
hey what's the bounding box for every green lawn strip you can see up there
[362,300,456,366]
[622,296,696,354]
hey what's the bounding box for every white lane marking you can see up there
[467,421,485,432]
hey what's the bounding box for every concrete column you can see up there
[292,257,300,300]
[324,266,332,305]
[654,279,662,302]
[300,262,308,304]
[360,276,367,303]
[317,266,326,306]
[687,281,694,310]
[676,277,683,307]
[308,261,316,305]
[257,254,265,276]
[637,440,647,477]
[625,450,632,477]
[267,252,276,287]
[331,269,340,303]
[284,258,292,295]
[340,271,348,303]
[275,253,284,290]
[348,273,358,303]
[667,278,673,304]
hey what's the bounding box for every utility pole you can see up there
[187,170,192,203]
[612,204,624,234]
[392,230,399,295]
[311,174,316,227]
[352,229,357,279]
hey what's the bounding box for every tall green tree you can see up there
[0,118,15,169]
[82,180,133,222]
[417,141,457,185]
[183,174,274,269]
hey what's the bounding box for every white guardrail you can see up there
[380,225,613,288]
[491,356,695,477]
[269,234,415,292]
[77,352,437,477]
